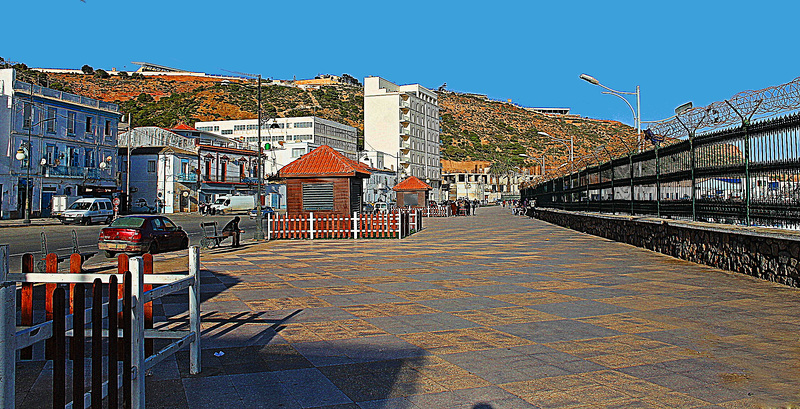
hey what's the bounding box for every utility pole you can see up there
[255,74,265,240]
[127,115,132,214]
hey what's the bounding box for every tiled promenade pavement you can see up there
[16,206,800,408]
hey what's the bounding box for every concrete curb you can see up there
[0,221,62,229]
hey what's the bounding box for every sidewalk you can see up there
[15,206,800,408]
[0,217,61,229]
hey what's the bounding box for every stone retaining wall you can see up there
[532,208,800,287]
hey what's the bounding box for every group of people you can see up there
[446,199,480,216]
[504,199,535,216]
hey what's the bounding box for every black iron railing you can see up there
[521,112,800,229]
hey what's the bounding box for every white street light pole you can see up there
[580,74,641,151]
[538,132,573,174]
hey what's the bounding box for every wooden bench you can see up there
[200,221,226,249]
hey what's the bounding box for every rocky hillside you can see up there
[11,63,638,172]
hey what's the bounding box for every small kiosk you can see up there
[393,176,433,207]
[278,145,371,215]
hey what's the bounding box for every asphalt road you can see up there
[2,212,260,272]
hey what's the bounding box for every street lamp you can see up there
[580,73,641,149]
[538,132,573,174]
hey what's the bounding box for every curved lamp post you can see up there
[537,132,573,174]
[580,74,641,144]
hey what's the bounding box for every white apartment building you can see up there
[194,116,359,175]
[363,76,441,201]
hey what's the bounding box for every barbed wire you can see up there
[648,76,800,138]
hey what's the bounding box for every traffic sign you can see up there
[113,197,121,206]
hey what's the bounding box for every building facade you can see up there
[0,69,120,219]
[363,76,441,202]
[194,116,359,175]
[119,125,285,213]
[442,172,533,203]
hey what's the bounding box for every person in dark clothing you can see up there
[222,216,241,247]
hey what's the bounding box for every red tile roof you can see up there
[393,176,432,191]
[171,123,197,131]
[279,145,371,178]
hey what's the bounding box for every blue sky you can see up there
[5,0,799,127]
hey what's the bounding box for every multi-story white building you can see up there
[363,76,442,201]
[194,116,359,175]
[0,69,120,219]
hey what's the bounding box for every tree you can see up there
[81,64,94,75]
[118,71,129,77]
[94,69,110,79]
[136,93,154,103]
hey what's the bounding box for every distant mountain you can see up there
[12,64,638,171]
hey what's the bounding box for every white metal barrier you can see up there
[0,245,202,409]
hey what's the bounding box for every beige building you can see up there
[364,77,441,201]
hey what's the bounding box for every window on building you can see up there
[23,103,33,128]
[47,107,57,133]
[84,149,94,167]
[46,145,57,167]
[66,111,76,134]
[234,125,246,131]
[302,183,334,211]
[294,122,313,128]
[105,119,112,136]
[221,129,233,135]
[147,160,156,173]
[85,116,93,134]
[291,148,305,158]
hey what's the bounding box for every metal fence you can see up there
[521,112,800,229]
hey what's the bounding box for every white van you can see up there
[60,198,114,225]
[210,195,255,215]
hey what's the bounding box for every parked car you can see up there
[60,198,114,225]
[362,203,375,213]
[98,215,188,258]
[248,206,275,219]
[373,202,389,214]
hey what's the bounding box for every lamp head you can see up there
[537,131,550,137]
[100,162,107,169]
[580,74,600,85]
[15,148,26,161]
[40,158,47,166]
[675,102,693,116]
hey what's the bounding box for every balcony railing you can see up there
[202,175,260,184]
[175,172,198,183]
[43,166,115,180]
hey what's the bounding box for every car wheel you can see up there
[105,216,113,224]
[104,250,116,258]
[180,238,189,250]
[82,217,90,226]
[147,240,159,254]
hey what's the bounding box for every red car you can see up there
[99,215,189,258]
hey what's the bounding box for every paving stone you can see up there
[16,207,800,407]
